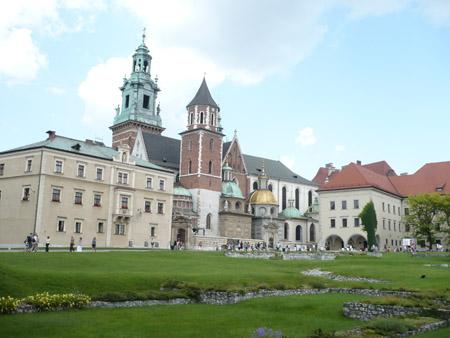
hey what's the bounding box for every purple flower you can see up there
[256,327,266,336]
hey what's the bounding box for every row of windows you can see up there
[283,224,316,242]
[188,160,214,174]
[189,111,216,126]
[330,218,360,228]
[124,94,151,110]
[382,202,401,215]
[382,219,403,232]
[330,199,359,210]
[56,219,157,237]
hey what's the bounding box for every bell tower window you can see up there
[125,95,130,109]
[200,112,204,124]
[210,113,215,126]
[143,95,150,109]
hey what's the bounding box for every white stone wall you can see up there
[318,188,405,250]
[189,188,221,237]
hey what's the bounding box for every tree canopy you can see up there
[359,201,377,251]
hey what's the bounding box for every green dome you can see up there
[279,207,302,219]
[221,181,244,199]
[173,186,192,197]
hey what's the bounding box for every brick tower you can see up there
[179,78,224,235]
[110,30,164,150]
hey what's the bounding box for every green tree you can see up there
[406,194,441,250]
[359,201,377,251]
[436,194,450,242]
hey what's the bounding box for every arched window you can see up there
[188,160,192,174]
[308,190,313,207]
[210,113,215,126]
[235,201,241,210]
[253,181,258,190]
[282,187,287,210]
[309,224,316,242]
[200,112,204,124]
[208,161,212,174]
[122,152,127,163]
[206,213,212,229]
[259,207,267,216]
[268,184,273,192]
[190,113,194,125]
[296,225,302,241]
[270,207,276,215]
[284,223,289,240]
[209,138,214,151]
[295,188,300,210]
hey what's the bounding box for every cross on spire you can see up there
[142,27,146,44]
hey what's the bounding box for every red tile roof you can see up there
[317,160,450,197]
[312,167,339,187]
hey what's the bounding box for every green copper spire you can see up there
[112,30,163,129]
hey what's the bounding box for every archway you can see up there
[325,235,344,251]
[309,224,316,242]
[177,229,186,243]
[348,234,367,250]
[295,225,302,241]
[269,237,274,248]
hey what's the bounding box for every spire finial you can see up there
[261,160,266,176]
[142,27,146,44]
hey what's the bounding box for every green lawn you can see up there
[0,294,369,338]
[0,251,449,299]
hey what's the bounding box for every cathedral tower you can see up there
[179,78,223,235]
[110,30,164,150]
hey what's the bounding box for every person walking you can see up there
[69,236,75,252]
[77,237,83,252]
[45,236,50,252]
[91,237,97,252]
[31,234,39,252]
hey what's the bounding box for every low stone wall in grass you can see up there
[343,302,421,321]
[224,252,275,259]
[397,320,448,337]
[283,253,336,261]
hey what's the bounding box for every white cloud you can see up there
[47,86,66,95]
[335,144,346,152]
[280,155,295,171]
[342,0,409,18]
[296,127,317,147]
[0,0,105,84]
[418,0,450,26]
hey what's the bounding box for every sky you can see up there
[0,0,449,180]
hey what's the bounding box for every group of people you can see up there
[170,240,185,250]
[23,234,97,252]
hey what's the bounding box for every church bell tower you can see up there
[110,29,164,150]
[179,78,224,235]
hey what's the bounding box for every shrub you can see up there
[368,318,414,335]
[24,292,91,312]
[0,296,21,314]
[307,329,336,338]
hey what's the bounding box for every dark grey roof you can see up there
[142,133,181,171]
[187,78,219,110]
[243,154,317,186]
[222,141,232,159]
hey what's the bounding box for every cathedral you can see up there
[111,34,319,249]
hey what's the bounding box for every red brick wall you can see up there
[225,141,250,197]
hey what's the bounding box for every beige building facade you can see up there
[0,132,174,249]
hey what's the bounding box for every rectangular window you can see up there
[0,163,4,175]
[144,200,151,213]
[342,218,348,228]
[55,160,63,173]
[150,226,156,237]
[388,204,391,213]
[383,219,386,230]
[159,179,165,191]
[25,159,32,172]
[52,188,61,202]
[330,201,335,210]
[342,200,347,210]
[97,222,104,233]
[115,224,125,235]
[96,168,103,181]
[393,221,396,231]
[75,221,82,234]
[57,220,65,232]
[404,208,409,216]
[353,199,359,209]
[22,187,31,201]
[382,202,385,212]
[146,177,153,189]
[157,202,164,214]
[393,205,396,214]
[77,164,85,178]
[398,207,401,215]
[74,191,83,205]
[143,94,150,109]
[121,196,129,209]
[388,220,391,231]
[94,194,102,207]
[354,218,360,227]
[125,95,130,108]
[330,219,336,228]
[118,172,128,184]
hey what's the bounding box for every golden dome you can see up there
[249,189,278,205]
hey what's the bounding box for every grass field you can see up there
[0,251,449,337]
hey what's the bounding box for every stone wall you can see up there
[343,302,421,321]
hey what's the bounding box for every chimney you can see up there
[85,139,94,145]
[46,130,56,140]
[356,160,362,165]
[400,172,408,176]
[325,163,335,177]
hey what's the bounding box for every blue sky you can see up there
[0,0,449,179]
